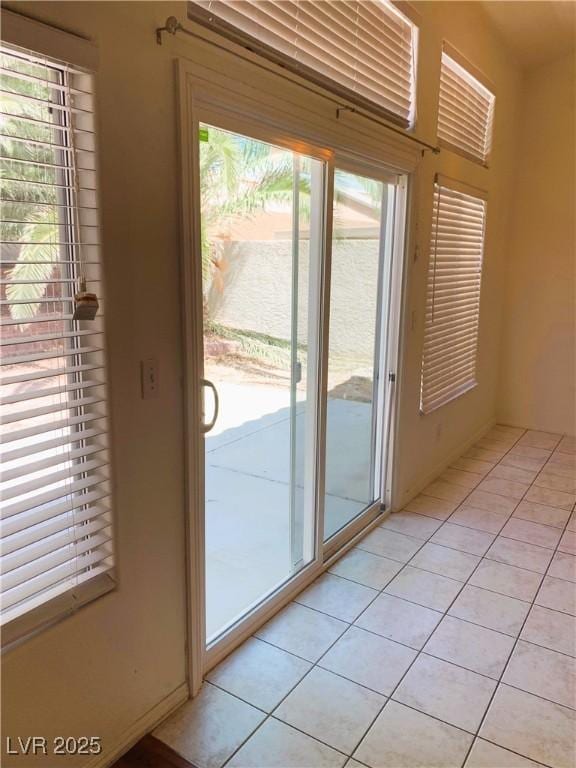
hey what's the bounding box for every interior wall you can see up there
[393,1,522,505]
[498,53,576,436]
[1,3,191,767]
[1,2,522,766]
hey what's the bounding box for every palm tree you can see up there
[1,56,62,322]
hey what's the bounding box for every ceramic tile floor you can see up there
[154,425,576,768]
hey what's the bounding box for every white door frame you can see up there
[176,49,419,694]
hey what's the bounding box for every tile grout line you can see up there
[457,436,575,768]
[176,428,574,768]
[240,430,573,766]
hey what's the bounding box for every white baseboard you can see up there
[87,682,189,768]
[395,417,496,510]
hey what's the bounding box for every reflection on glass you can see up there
[200,124,322,642]
[323,169,387,541]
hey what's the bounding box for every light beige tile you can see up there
[422,481,469,504]
[476,438,510,454]
[488,424,525,440]
[480,684,576,768]
[521,605,576,656]
[410,542,480,581]
[469,560,542,602]
[319,626,416,696]
[206,637,311,712]
[394,654,496,732]
[439,468,483,489]
[329,548,402,590]
[525,485,576,511]
[559,529,576,555]
[451,457,494,476]
[518,430,561,450]
[153,683,265,768]
[275,667,385,755]
[449,584,529,636]
[557,436,576,455]
[228,718,346,768]
[485,537,553,574]
[567,511,576,532]
[477,477,529,501]
[536,575,576,616]
[466,489,517,516]
[501,454,548,473]
[503,640,576,709]
[489,464,538,484]
[548,551,576,582]
[404,494,457,520]
[295,574,377,623]
[449,505,508,534]
[255,603,347,662]
[385,565,463,612]
[465,446,506,463]
[509,445,552,460]
[424,615,514,679]
[430,523,494,555]
[354,701,472,768]
[543,461,576,479]
[354,593,442,650]
[380,511,442,540]
[535,471,576,494]
[499,518,562,549]
[513,500,570,528]
[345,760,366,768]
[549,452,576,468]
[357,528,422,563]
[465,739,545,768]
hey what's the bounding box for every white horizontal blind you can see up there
[0,43,114,642]
[437,51,495,165]
[420,180,487,414]
[188,1,417,128]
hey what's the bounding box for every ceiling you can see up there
[481,0,576,69]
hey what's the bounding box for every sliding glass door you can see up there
[198,124,324,642]
[193,120,400,651]
[323,169,392,541]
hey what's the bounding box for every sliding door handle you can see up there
[200,378,219,433]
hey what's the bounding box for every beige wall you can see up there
[2,3,191,766]
[1,2,522,766]
[394,1,522,503]
[498,53,576,436]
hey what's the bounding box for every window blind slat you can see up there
[1,42,114,638]
[188,0,417,127]
[420,182,486,413]
[437,52,495,164]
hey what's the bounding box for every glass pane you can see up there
[323,169,387,541]
[199,124,323,642]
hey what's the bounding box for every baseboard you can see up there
[496,416,575,439]
[395,416,496,511]
[87,683,189,768]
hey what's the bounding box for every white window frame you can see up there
[1,11,114,649]
[176,31,417,690]
[187,0,419,130]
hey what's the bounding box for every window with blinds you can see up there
[0,42,114,644]
[420,178,487,414]
[188,1,417,128]
[437,50,495,165]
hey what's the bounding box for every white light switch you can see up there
[141,358,159,399]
